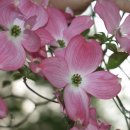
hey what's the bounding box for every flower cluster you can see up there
[0,0,125,129]
[95,0,130,54]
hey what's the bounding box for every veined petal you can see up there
[22,30,40,52]
[0,98,8,119]
[65,36,102,75]
[45,7,67,39]
[83,71,121,99]
[32,7,48,30]
[35,28,55,46]
[0,32,26,71]
[0,4,21,27]
[64,86,90,125]
[19,0,48,30]
[116,33,130,54]
[63,16,93,42]
[120,14,130,35]
[40,57,69,88]
[24,16,37,30]
[94,0,121,34]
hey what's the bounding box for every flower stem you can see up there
[23,77,58,103]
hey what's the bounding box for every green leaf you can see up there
[2,80,11,87]
[96,66,104,71]
[12,73,22,80]
[82,29,90,37]
[106,52,128,69]
[89,32,107,43]
[18,66,46,83]
[106,43,117,52]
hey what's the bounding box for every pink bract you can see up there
[40,35,121,124]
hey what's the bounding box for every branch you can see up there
[23,77,58,103]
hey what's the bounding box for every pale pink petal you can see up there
[0,98,8,119]
[60,9,74,25]
[64,86,89,125]
[0,32,26,70]
[22,30,40,52]
[40,57,69,88]
[31,7,48,30]
[0,4,21,27]
[116,33,130,54]
[120,14,130,35]
[19,0,48,30]
[45,7,67,39]
[94,0,121,34]
[83,71,121,99]
[63,16,93,42]
[65,36,102,74]
[65,7,74,16]
[24,16,37,30]
[54,48,66,58]
[35,28,55,46]
[29,62,43,76]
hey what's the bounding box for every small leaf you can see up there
[12,73,22,80]
[2,80,11,87]
[96,66,104,71]
[106,52,128,69]
[106,43,117,52]
[18,66,46,82]
[82,29,90,37]
[89,32,107,43]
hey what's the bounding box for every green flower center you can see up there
[10,25,21,37]
[57,40,65,48]
[71,74,82,87]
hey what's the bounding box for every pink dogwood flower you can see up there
[18,0,48,30]
[35,7,93,57]
[0,98,8,119]
[40,35,121,124]
[0,6,40,71]
[94,0,130,54]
